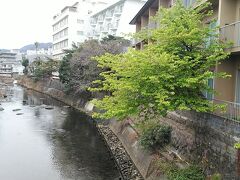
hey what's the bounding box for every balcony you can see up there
[114,9,122,16]
[105,12,113,19]
[220,21,240,53]
[0,67,12,71]
[100,27,109,33]
[213,99,240,122]
[90,19,97,25]
[95,31,100,36]
[183,0,196,7]
[114,5,123,16]
[109,23,118,30]
[98,16,104,23]
[88,29,100,37]
[183,0,209,8]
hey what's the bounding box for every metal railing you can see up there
[109,23,118,29]
[212,99,240,121]
[220,21,240,48]
[105,12,113,18]
[183,0,196,7]
[98,16,104,22]
[114,9,122,14]
[90,19,97,24]
[100,27,109,32]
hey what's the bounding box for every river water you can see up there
[0,85,121,180]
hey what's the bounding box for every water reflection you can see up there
[0,83,14,102]
[0,86,120,180]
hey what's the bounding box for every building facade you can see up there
[129,0,240,119]
[0,51,23,77]
[24,48,53,64]
[88,0,146,41]
[52,0,109,60]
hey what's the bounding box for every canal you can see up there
[0,85,121,180]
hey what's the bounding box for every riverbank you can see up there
[97,124,144,180]
[18,76,152,179]
[18,76,240,179]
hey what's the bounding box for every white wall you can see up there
[89,0,145,41]
[116,0,145,37]
[52,1,110,60]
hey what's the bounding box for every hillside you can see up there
[20,43,52,53]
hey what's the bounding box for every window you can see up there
[204,78,214,100]
[77,19,84,24]
[107,23,111,30]
[206,20,218,47]
[183,0,196,7]
[64,40,68,47]
[115,19,120,27]
[77,31,84,35]
[118,5,123,12]
[64,28,68,36]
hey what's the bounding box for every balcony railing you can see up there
[98,16,104,22]
[183,0,196,7]
[105,12,113,18]
[114,9,122,15]
[90,19,97,24]
[220,21,240,48]
[212,99,240,121]
[110,23,118,29]
[101,27,109,33]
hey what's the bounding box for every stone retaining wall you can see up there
[0,76,14,84]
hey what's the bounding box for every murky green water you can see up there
[0,85,120,180]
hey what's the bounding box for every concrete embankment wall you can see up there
[0,76,14,84]
[18,77,89,112]
[18,76,240,179]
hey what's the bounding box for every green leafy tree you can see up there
[90,1,229,120]
[21,57,29,75]
[59,45,78,92]
[31,59,59,81]
[59,49,76,84]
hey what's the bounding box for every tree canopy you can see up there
[90,1,229,120]
[59,38,130,94]
[30,59,59,81]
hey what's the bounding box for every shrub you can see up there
[210,173,222,180]
[234,142,240,149]
[140,124,171,150]
[168,165,205,180]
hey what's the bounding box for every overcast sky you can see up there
[0,0,114,49]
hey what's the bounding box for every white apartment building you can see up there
[52,0,109,60]
[88,0,146,41]
[26,48,52,56]
[0,52,23,77]
[25,48,53,64]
